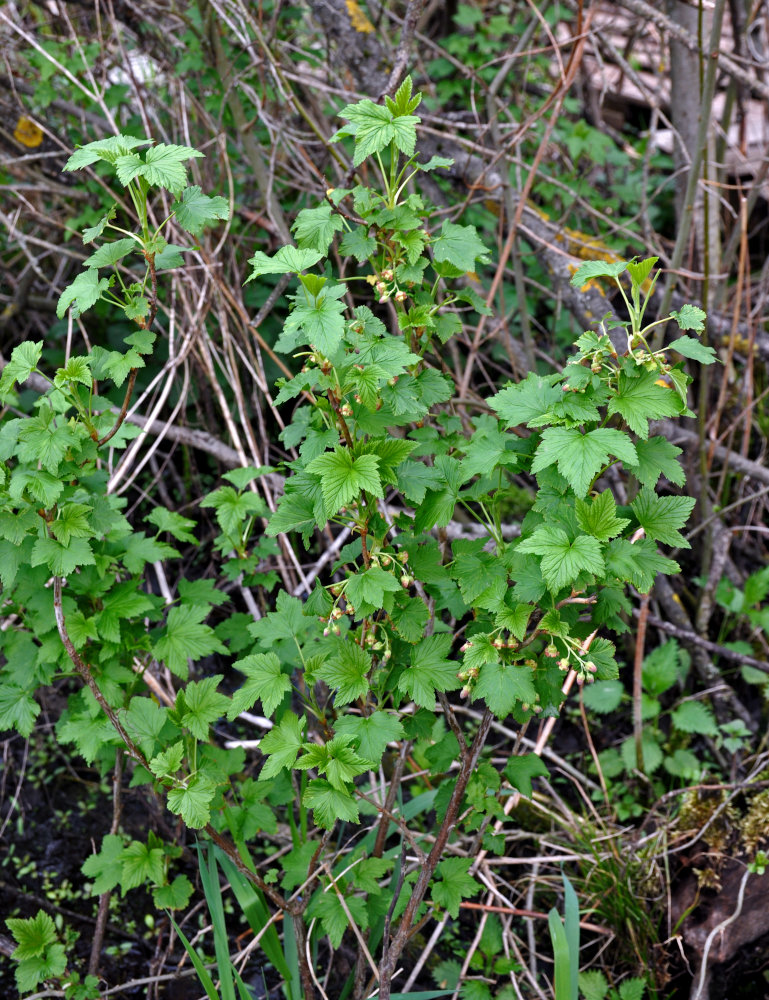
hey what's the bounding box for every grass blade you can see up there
[169,912,220,1000]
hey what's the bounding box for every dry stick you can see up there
[637,611,769,674]
[652,0,728,350]
[89,754,123,978]
[377,709,494,1000]
[633,593,650,773]
[379,0,428,100]
[457,1,592,398]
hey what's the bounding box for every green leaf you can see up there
[266,491,317,540]
[493,600,533,641]
[292,204,345,253]
[670,303,707,332]
[246,244,323,280]
[81,205,116,243]
[671,701,718,736]
[345,564,402,612]
[54,355,92,388]
[258,712,305,778]
[6,909,60,960]
[281,282,347,355]
[56,268,111,318]
[605,538,680,593]
[627,436,685,489]
[117,142,202,193]
[668,335,717,364]
[504,754,549,798]
[570,259,627,285]
[431,858,480,918]
[146,506,198,543]
[307,448,383,518]
[531,427,637,498]
[0,341,42,398]
[50,503,93,545]
[474,660,537,717]
[228,652,291,718]
[518,526,604,593]
[303,778,359,828]
[626,256,658,287]
[578,969,610,1000]
[339,225,376,261]
[489,373,565,427]
[149,741,185,780]
[167,773,217,828]
[154,605,227,679]
[64,134,151,171]
[0,683,40,737]
[83,237,137,269]
[317,639,372,705]
[575,491,629,541]
[432,221,489,273]
[642,640,680,696]
[172,185,230,235]
[124,697,168,758]
[81,834,125,894]
[398,634,460,708]
[630,489,695,548]
[334,711,404,763]
[200,485,265,537]
[30,536,95,575]
[390,594,430,642]
[153,874,194,910]
[335,99,420,166]
[608,369,681,439]
[179,675,231,740]
[297,735,371,790]
[119,839,166,891]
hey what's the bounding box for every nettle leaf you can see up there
[575,491,629,541]
[303,778,359,827]
[246,245,323,280]
[258,712,305,777]
[317,639,372,706]
[432,221,489,273]
[608,369,681,439]
[398,634,460,708]
[307,448,383,517]
[167,773,217,828]
[292,204,345,253]
[670,303,707,332]
[228,651,291,718]
[668,335,717,364]
[179,675,231,740]
[171,185,230,236]
[630,489,696,548]
[628,436,685,489]
[0,341,42,397]
[334,711,404,763]
[671,701,719,737]
[518,526,604,593]
[489,373,562,427]
[532,427,637,498]
[57,268,112,318]
[154,605,227,679]
[570,259,627,286]
[83,237,137,269]
[431,858,480,918]
[474,660,537,718]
